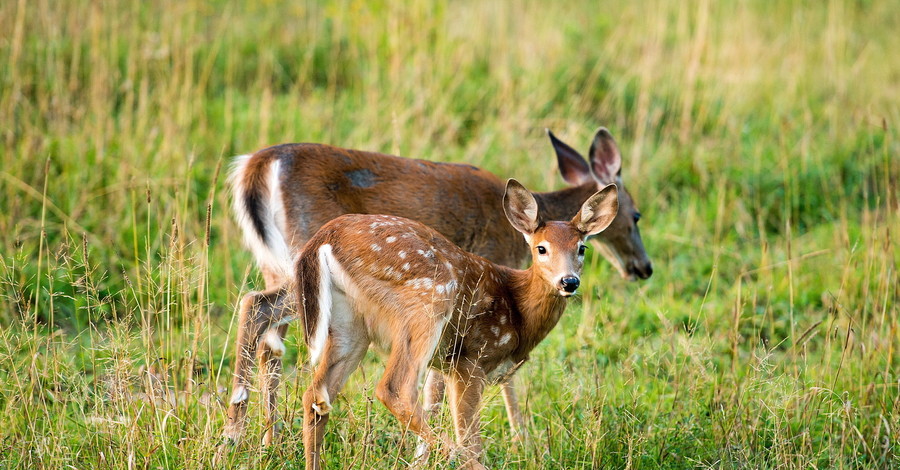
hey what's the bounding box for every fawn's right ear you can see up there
[572,183,619,236]
[548,129,593,186]
[503,179,540,235]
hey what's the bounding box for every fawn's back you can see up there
[296,214,520,370]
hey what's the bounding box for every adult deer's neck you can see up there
[534,184,598,222]
[502,266,569,357]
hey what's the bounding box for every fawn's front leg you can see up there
[447,368,487,470]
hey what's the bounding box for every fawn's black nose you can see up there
[560,276,580,293]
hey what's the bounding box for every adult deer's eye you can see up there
[633,212,642,223]
[537,246,547,255]
[578,245,586,256]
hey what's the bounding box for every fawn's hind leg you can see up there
[302,290,369,470]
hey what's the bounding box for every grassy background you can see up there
[1,0,898,468]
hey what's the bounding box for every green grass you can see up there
[1,0,898,468]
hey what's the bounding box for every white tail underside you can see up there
[309,244,335,365]
[229,155,293,278]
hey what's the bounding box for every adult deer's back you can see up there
[232,143,523,284]
[231,128,652,285]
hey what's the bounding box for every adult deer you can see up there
[222,128,650,446]
[286,179,617,469]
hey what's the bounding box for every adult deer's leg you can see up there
[500,378,530,443]
[258,319,289,445]
[414,370,448,464]
[423,370,447,417]
[222,286,290,443]
[255,285,293,445]
[256,265,296,444]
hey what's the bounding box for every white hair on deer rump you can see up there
[229,155,292,279]
[308,244,335,365]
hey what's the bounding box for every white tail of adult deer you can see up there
[286,179,615,469]
[220,128,650,449]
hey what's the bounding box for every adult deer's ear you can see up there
[572,184,618,236]
[548,129,592,186]
[503,179,540,235]
[588,127,622,184]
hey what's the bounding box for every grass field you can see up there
[1,0,898,468]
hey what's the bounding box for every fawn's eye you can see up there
[537,246,547,255]
[578,245,586,256]
[633,212,642,223]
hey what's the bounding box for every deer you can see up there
[287,179,618,469]
[221,127,651,447]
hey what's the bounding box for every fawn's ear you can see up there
[572,183,618,236]
[503,179,540,235]
[588,127,622,184]
[548,129,593,186]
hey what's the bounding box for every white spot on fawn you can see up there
[386,236,397,243]
[402,263,410,271]
[371,243,382,252]
[399,251,407,259]
[491,326,500,336]
[405,278,434,290]
[498,333,512,346]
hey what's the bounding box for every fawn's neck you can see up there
[501,266,569,357]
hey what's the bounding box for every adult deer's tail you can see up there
[229,151,292,278]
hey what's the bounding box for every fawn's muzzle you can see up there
[560,276,580,293]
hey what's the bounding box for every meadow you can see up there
[1,0,898,468]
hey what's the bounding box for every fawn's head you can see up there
[503,179,618,297]
[549,127,652,280]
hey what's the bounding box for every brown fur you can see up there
[292,181,618,469]
[220,128,650,448]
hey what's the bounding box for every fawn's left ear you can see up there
[503,179,540,235]
[572,183,618,236]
